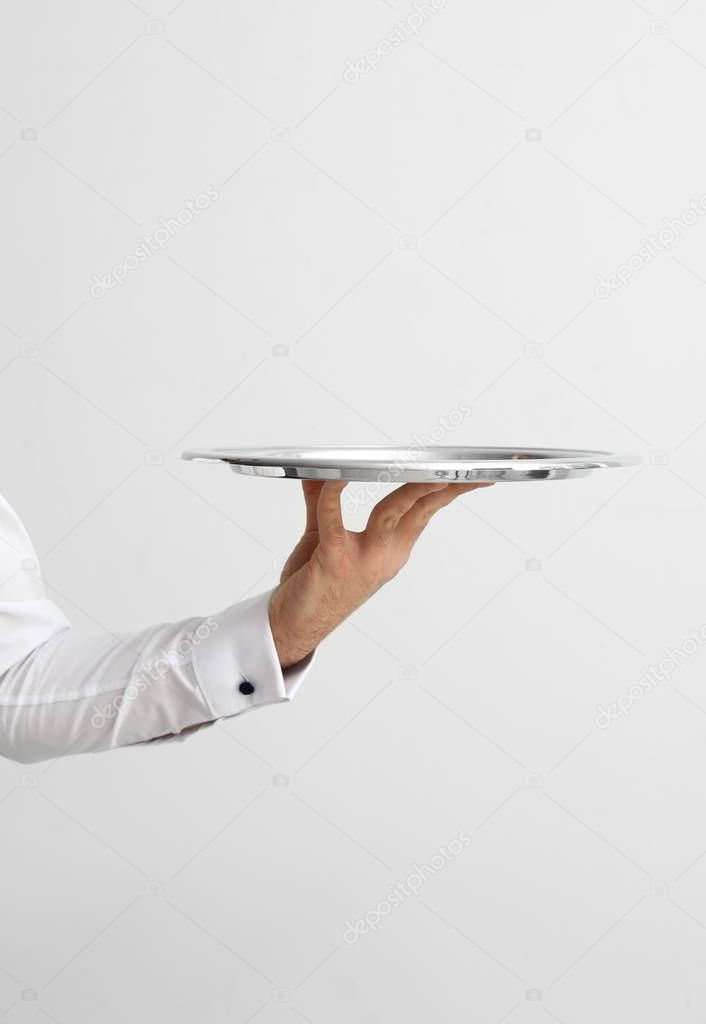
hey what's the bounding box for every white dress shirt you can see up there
[0,491,316,763]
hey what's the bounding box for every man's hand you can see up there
[268,479,492,668]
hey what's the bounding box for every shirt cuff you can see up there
[190,586,317,720]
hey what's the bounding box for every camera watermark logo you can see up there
[594,195,706,299]
[343,0,447,83]
[595,624,706,728]
[343,830,471,943]
[89,186,219,298]
[90,617,218,728]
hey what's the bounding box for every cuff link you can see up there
[238,680,255,695]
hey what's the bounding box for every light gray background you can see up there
[2,0,706,1021]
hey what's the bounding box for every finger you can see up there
[396,482,493,545]
[365,482,448,544]
[301,480,325,532]
[317,480,348,547]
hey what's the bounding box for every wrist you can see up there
[268,586,317,669]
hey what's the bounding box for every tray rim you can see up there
[181,445,642,483]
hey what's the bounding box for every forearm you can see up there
[0,588,316,764]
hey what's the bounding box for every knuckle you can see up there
[376,529,396,549]
[381,559,405,585]
[375,512,398,536]
[362,558,387,589]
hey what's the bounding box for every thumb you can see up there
[301,480,325,532]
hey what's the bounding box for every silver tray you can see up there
[181,446,641,483]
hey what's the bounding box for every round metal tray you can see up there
[181,446,641,483]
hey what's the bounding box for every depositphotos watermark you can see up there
[343,830,471,944]
[343,400,473,515]
[594,194,706,299]
[89,186,219,298]
[595,624,706,729]
[90,616,218,729]
[343,0,447,83]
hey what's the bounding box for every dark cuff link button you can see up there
[238,680,255,695]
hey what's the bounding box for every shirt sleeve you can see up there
[0,485,317,763]
[0,587,317,764]
[0,491,73,674]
